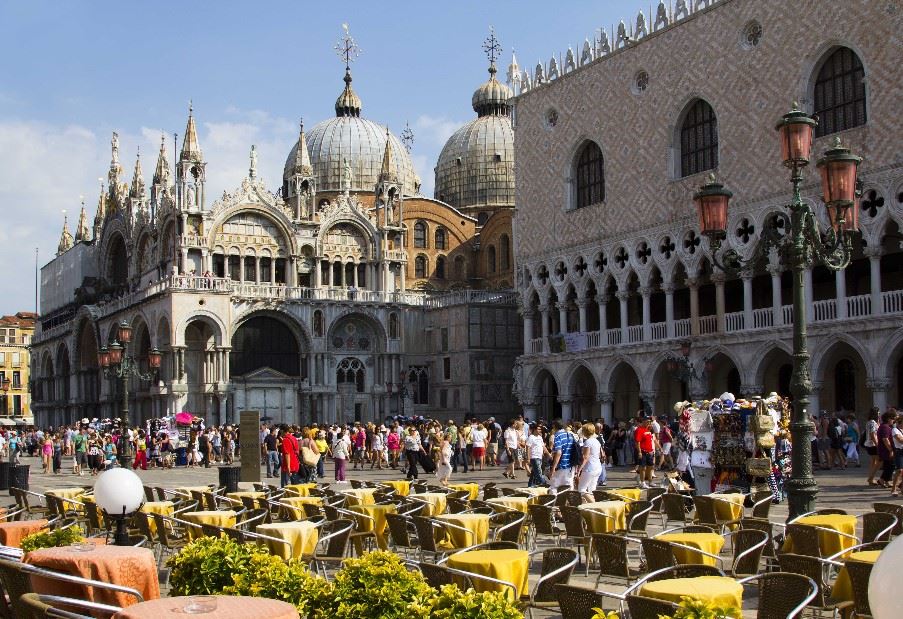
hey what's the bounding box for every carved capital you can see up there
[557,396,575,405]
[662,283,676,295]
[867,378,892,392]
[685,277,699,289]
[615,290,631,302]
[863,246,883,259]
[596,392,614,404]
[739,384,764,397]
[639,286,653,297]
[537,304,550,314]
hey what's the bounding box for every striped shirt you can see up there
[552,430,575,470]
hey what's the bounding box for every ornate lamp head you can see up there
[776,102,818,167]
[693,174,732,240]
[817,136,862,232]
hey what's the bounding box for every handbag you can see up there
[756,433,776,449]
[752,415,775,433]
[300,444,319,467]
[746,457,772,477]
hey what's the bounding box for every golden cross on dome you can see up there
[335,23,361,70]
[482,26,502,66]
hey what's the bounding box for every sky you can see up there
[0,0,650,316]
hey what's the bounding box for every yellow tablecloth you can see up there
[181,510,237,539]
[447,549,530,599]
[783,514,858,557]
[256,521,319,560]
[486,497,530,514]
[46,488,87,511]
[409,493,448,517]
[173,486,213,497]
[832,550,881,603]
[348,504,397,550]
[609,488,643,501]
[435,513,490,549]
[516,487,549,497]
[140,501,174,536]
[284,483,318,497]
[640,576,743,610]
[449,483,480,500]
[578,501,627,533]
[279,496,323,520]
[343,488,376,506]
[709,493,745,528]
[382,480,411,497]
[657,532,725,566]
[226,491,266,504]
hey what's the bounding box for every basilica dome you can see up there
[434,63,515,212]
[284,70,418,195]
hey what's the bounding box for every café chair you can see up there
[842,559,875,618]
[554,583,607,619]
[777,553,850,618]
[306,519,354,578]
[559,506,593,575]
[520,547,578,619]
[737,572,818,619]
[417,561,457,588]
[385,513,419,558]
[625,499,653,537]
[19,592,122,619]
[625,594,679,618]
[527,504,563,548]
[660,492,694,528]
[860,511,896,544]
[590,533,644,587]
[872,502,903,536]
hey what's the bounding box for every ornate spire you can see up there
[75,198,90,242]
[379,127,398,183]
[153,133,171,186]
[108,132,123,187]
[334,24,362,117]
[483,26,502,77]
[292,120,313,176]
[249,145,258,179]
[507,48,521,90]
[130,147,146,198]
[93,179,106,230]
[180,101,203,161]
[57,211,73,255]
[472,28,512,117]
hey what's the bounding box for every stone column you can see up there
[664,283,675,338]
[521,397,538,421]
[557,302,568,334]
[313,261,322,288]
[577,300,588,333]
[523,311,535,354]
[866,247,882,315]
[353,262,359,288]
[617,290,629,343]
[640,286,652,341]
[341,262,347,287]
[768,265,783,327]
[599,295,609,333]
[558,396,573,422]
[598,393,614,425]
[867,378,891,412]
[687,277,700,336]
[742,271,753,331]
[835,268,848,319]
[255,257,261,283]
[713,273,726,333]
[400,263,406,292]
[539,304,550,344]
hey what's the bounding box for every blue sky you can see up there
[0,0,648,315]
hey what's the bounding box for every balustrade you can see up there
[812,299,837,322]
[698,315,718,335]
[847,294,871,318]
[650,322,667,341]
[724,311,745,332]
[752,307,773,329]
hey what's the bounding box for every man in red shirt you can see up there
[280,425,300,486]
[634,418,658,489]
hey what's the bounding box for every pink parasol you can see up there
[174,412,194,425]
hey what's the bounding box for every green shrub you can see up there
[670,597,741,619]
[427,584,522,619]
[331,551,433,619]
[20,527,84,553]
[223,553,334,618]
[167,536,267,595]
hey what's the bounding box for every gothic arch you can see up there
[175,311,226,347]
[232,307,311,351]
[671,96,720,179]
[566,138,606,211]
[208,204,298,255]
[562,360,599,397]
[750,339,794,386]
[800,39,870,117]
[810,333,874,382]
[877,327,903,382]
[326,311,388,354]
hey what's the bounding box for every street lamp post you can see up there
[692,103,862,518]
[98,320,162,466]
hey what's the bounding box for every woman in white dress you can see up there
[576,423,604,499]
[436,431,453,486]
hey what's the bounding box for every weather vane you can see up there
[400,121,414,154]
[335,23,361,70]
[482,26,502,66]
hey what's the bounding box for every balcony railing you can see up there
[752,307,774,329]
[883,289,903,314]
[698,315,718,335]
[813,299,837,322]
[650,321,667,341]
[848,294,871,318]
[724,311,744,332]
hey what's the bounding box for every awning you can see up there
[0,419,15,427]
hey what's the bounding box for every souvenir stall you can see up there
[674,392,790,497]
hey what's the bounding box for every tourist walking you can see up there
[332,430,350,482]
[576,423,603,499]
[549,419,576,493]
[436,432,452,486]
[404,426,424,480]
[526,423,550,487]
[865,409,882,486]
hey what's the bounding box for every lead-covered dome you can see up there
[283,70,418,195]
[434,63,514,211]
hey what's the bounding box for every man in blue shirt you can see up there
[549,419,576,492]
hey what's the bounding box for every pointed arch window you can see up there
[413,221,427,248]
[574,142,605,209]
[500,235,510,270]
[814,47,866,137]
[488,246,497,274]
[434,227,448,250]
[414,255,427,278]
[680,99,718,177]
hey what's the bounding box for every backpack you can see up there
[568,433,583,467]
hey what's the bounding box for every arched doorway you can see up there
[533,369,560,421]
[759,347,793,398]
[569,365,597,421]
[76,322,101,420]
[106,235,128,288]
[337,357,367,422]
[609,362,640,421]
[817,341,869,414]
[184,319,219,418]
[707,352,740,396]
[327,314,384,423]
[652,359,687,418]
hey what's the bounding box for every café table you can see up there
[656,532,726,566]
[46,487,88,512]
[0,519,47,548]
[409,492,447,517]
[446,548,530,599]
[608,488,643,502]
[578,501,627,533]
[181,510,237,539]
[515,487,549,497]
[225,491,266,504]
[256,520,320,560]
[639,575,743,610]
[486,497,530,514]
[449,483,480,500]
[348,503,397,550]
[139,501,175,536]
[382,480,411,497]
[435,513,490,549]
[284,483,318,497]
[709,493,746,528]
[832,550,881,602]
[343,488,376,506]
[26,544,160,608]
[783,514,858,557]
[279,496,322,520]
[112,595,298,619]
[172,485,214,497]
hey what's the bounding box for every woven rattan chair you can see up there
[872,502,903,536]
[726,528,768,577]
[555,490,583,509]
[861,511,896,544]
[494,511,526,545]
[411,516,448,562]
[385,513,418,557]
[750,491,774,520]
[528,503,563,547]
[646,563,724,581]
[0,558,31,619]
[778,553,851,617]
[785,523,823,557]
[560,505,592,575]
[591,533,644,586]
[640,537,676,572]
[626,594,679,617]
[741,517,779,569]
[625,499,653,537]
[482,486,501,500]
[661,492,693,527]
[446,497,469,514]
[151,513,189,562]
[520,547,578,619]
[738,572,817,619]
[418,561,457,588]
[555,583,607,619]
[692,495,724,532]
[307,518,353,578]
[844,559,875,618]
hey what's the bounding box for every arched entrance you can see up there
[707,352,740,396]
[106,235,128,287]
[184,319,219,419]
[652,359,687,419]
[817,341,869,414]
[75,322,101,420]
[609,362,640,421]
[759,347,793,398]
[337,357,366,422]
[533,369,560,421]
[327,314,385,423]
[569,365,597,421]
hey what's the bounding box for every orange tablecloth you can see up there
[112,595,298,619]
[0,519,47,548]
[26,545,160,608]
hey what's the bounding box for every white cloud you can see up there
[414,114,466,148]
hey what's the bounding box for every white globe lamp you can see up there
[868,533,903,619]
[93,467,145,546]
